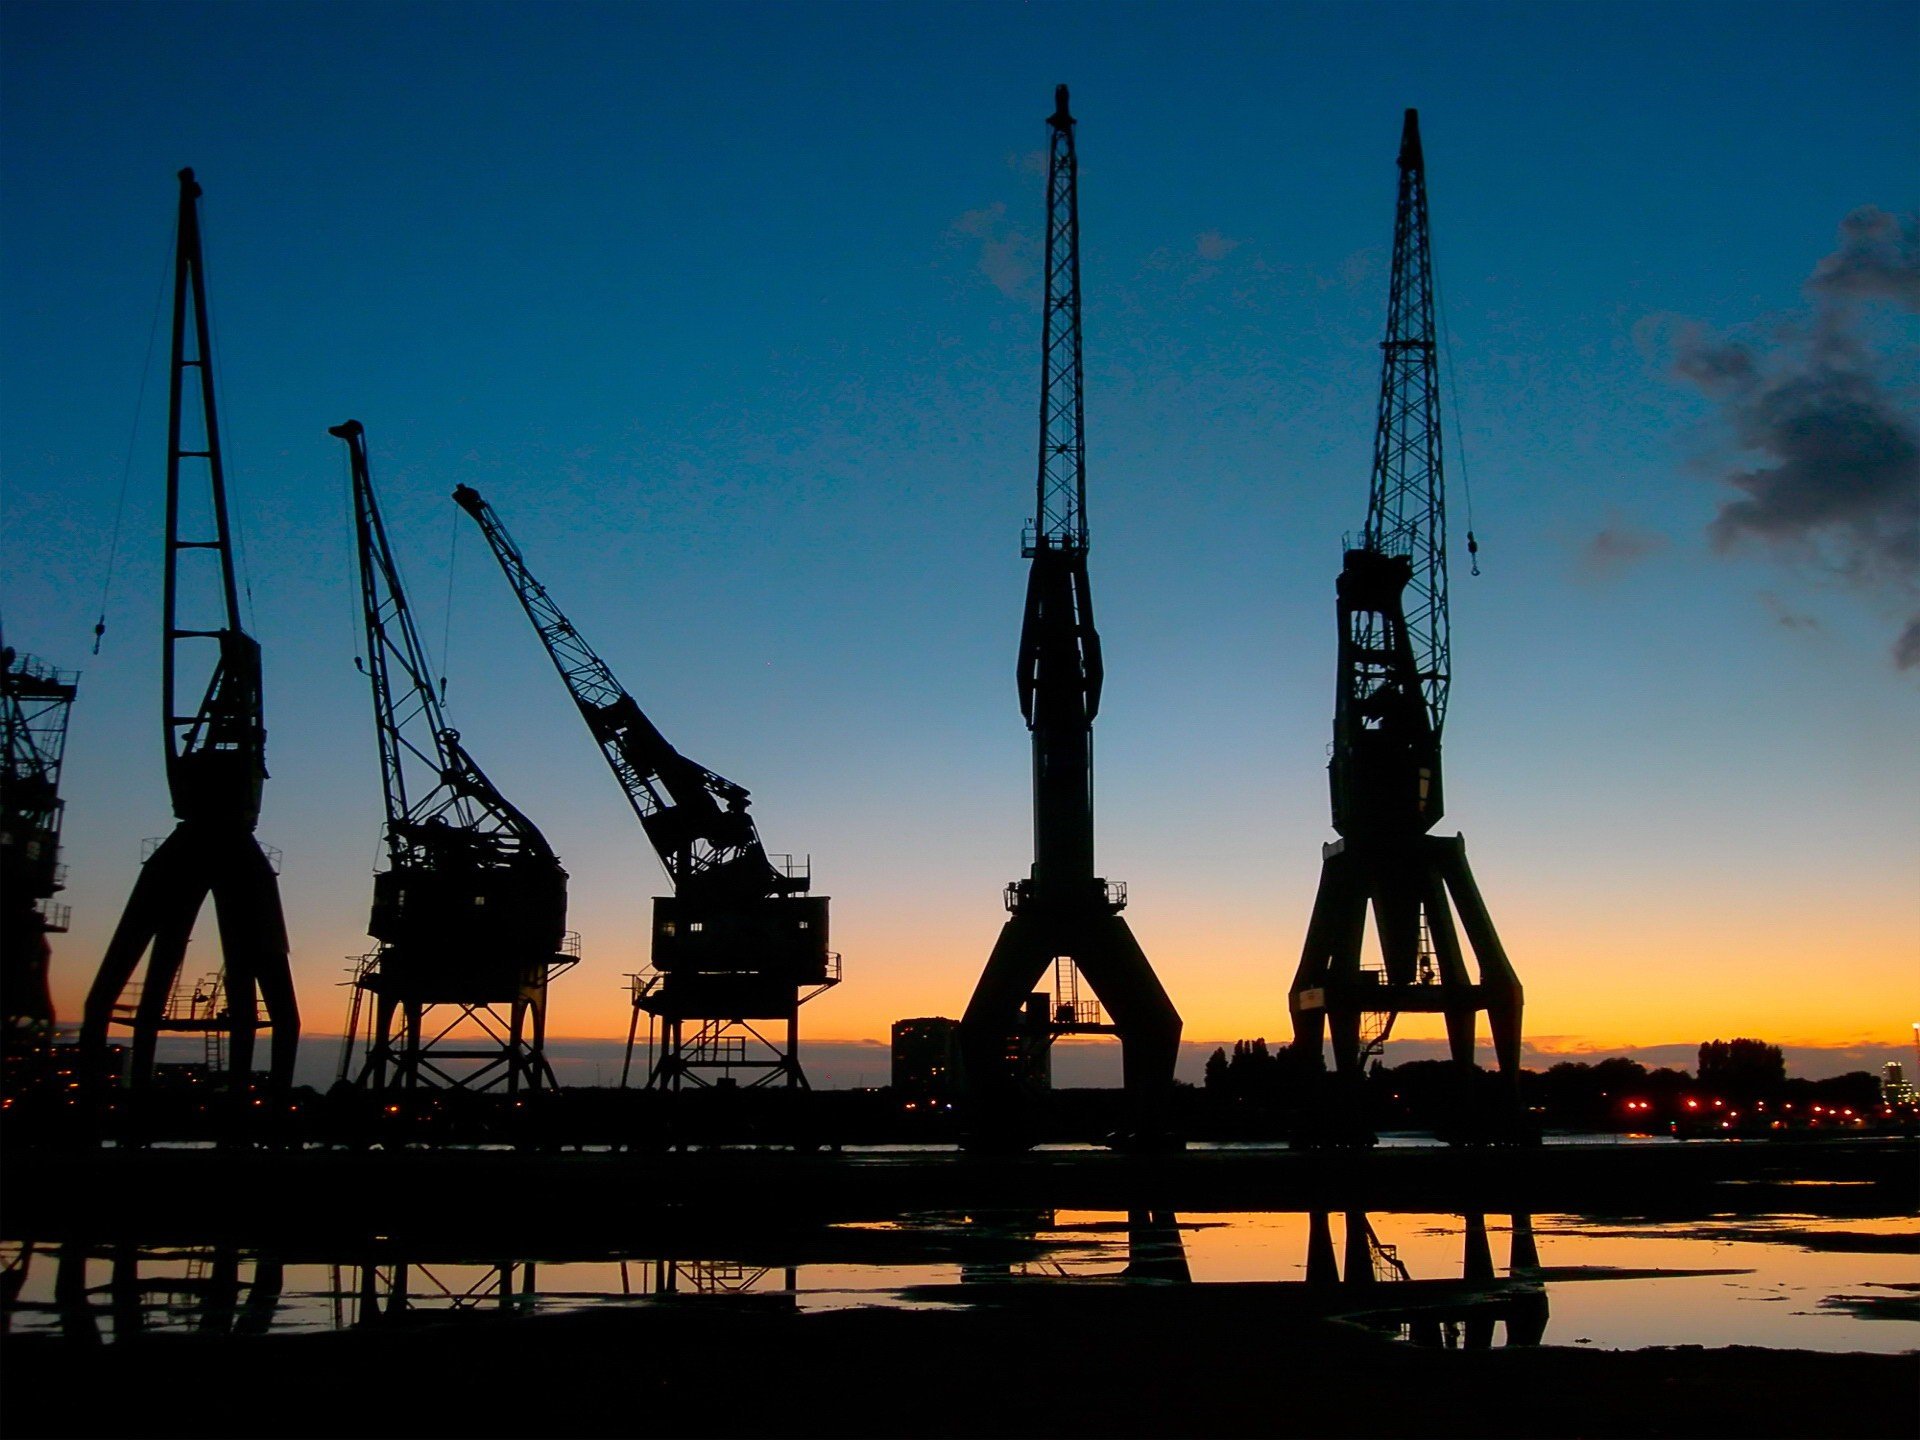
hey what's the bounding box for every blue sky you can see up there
[3,1,1915,1067]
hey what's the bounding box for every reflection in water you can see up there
[618,1259,798,1302]
[336,1260,536,1327]
[955,1208,1192,1284]
[1307,1212,1549,1349]
[2,1213,1909,1354]
[44,1243,285,1342]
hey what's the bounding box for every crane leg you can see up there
[1434,837,1523,1083]
[1305,1212,1339,1286]
[1072,913,1182,1138]
[958,915,1052,1139]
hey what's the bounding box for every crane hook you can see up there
[1466,529,1481,577]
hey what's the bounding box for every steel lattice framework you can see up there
[1289,113,1522,1145]
[1031,93,1088,554]
[1,649,78,1069]
[453,485,778,899]
[456,485,835,1094]
[960,87,1181,1149]
[83,169,298,1097]
[1358,116,1450,737]
[332,421,572,1095]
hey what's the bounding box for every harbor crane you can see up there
[455,487,836,1090]
[332,421,573,1094]
[1288,112,1523,1140]
[82,169,300,1093]
[958,86,1183,1146]
[1,646,78,1086]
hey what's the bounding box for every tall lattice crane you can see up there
[454,486,836,1090]
[82,169,300,1094]
[958,86,1182,1147]
[1288,112,1522,1139]
[332,421,572,1094]
[1,646,78,1085]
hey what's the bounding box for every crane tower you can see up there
[2,647,78,1087]
[958,86,1183,1146]
[456,487,838,1091]
[332,421,574,1095]
[81,170,300,1097]
[1288,112,1523,1140]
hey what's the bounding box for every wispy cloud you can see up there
[1195,229,1242,263]
[1577,521,1668,581]
[948,202,1040,304]
[1649,206,1920,669]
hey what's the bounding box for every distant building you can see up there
[891,1001,1052,1105]
[1882,1061,1916,1106]
[891,1018,960,1104]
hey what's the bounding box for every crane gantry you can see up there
[333,420,573,1096]
[958,86,1183,1148]
[454,486,836,1092]
[82,169,300,1098]
[1288,112,1523,1142]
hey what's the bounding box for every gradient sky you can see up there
[3,1,1915,1079]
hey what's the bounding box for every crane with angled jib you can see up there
[453,486,836,1092]
[333,421,572,1097]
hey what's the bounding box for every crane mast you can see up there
[83,169,299,1100]
[1331,109,1450,842]
[334,423,570,1094]
[1290,113,1522,1143]
[959,87,1181,1148]
[456,486,833,1092]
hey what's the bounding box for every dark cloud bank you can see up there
[1658,207,1920,669]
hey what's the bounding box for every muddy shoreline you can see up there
[4,1285,1915,1439]
[4,1137,1912,1252]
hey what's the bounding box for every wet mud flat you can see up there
[4,1137,1914,1251]
[3,1140,1913,1438]
[4,1281,1915,1440]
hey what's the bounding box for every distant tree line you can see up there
[1198,1034,1882,1133]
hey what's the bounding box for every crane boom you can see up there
[452,485,798,901]
[1358,109,1449,739]
[335,422,555,866]
[164,168,267,827]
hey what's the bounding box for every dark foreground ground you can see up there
[4,1286,1915,1440]
[3,1139,1915,1439]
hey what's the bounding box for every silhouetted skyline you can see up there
[2,2,1914,1065]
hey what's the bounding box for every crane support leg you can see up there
[1432,835,1523,1083]
[959,914,1052,1125]
[1306,1212,1339,1287]
[1071,913,1182,1115]
[1421,866,1477,1066]
[1343,1213,1376,1286]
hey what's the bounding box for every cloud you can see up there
[1578,522,1668,580]
[1759,592,1821,631]
[1808,206,1920,310]
[1195,230,1242,262]
[948,202,1040,303]
[1656,207,1920,669]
